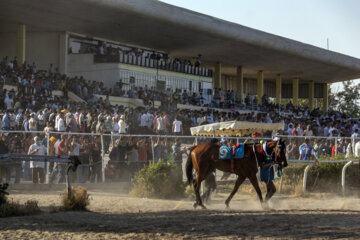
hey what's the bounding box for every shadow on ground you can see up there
[1,209,360,238]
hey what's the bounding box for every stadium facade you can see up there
[1,0,360,111]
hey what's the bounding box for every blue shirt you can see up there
[2,114,10,130]
[299,144,314,160]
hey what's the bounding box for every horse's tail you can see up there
[186,146,197,185]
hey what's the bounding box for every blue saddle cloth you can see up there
[219,144,244,159]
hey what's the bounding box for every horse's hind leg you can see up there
[248,174,264,206]
[225,175,245,208]
[193,176,206,209]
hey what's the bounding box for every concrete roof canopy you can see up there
[1,0,360,83]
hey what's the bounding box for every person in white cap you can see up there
[28,136,47,184]
[118,115,128,134]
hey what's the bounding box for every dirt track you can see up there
[1,189,360,239]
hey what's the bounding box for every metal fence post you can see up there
[151,136,155,162]
[46,134,50,184]
[302,163,314,195]
[100,134,105,183]
[341,160,353,196]
[335,137,338,156]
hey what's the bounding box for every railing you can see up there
[0,154,79,199]
[0,130,358,196]
[286,159,358,196]
[94,54,213,78]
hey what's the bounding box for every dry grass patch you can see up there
[0,200,41,217]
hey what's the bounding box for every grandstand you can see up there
[1,0,360,112]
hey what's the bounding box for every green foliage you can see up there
[61,186,90,211]
[329,80,360,117]
[130,160,185,199]
[0,183,9,206]
[283,162,359,193]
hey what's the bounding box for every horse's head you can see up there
[266,139,288,169]
[274,139,288,168]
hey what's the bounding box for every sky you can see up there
[160,0,360,91]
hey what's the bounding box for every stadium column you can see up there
[236,66,244,100]
[323,83,329,113]
[16,24,26,65]
[257,71,264,105]
[275,74,282,105]
[308,80,314,111]
[214,62,221,89]
[59,32,69,74]
[292,78,299,107]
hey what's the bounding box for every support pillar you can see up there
[236,66,244,100]
[257,71,264,105]
[59,32,69,75]
[16,24,26,65]
[309,81,314,111]
[214,62,221,89]
[292,78,299,107]
[323,83,329,113]
[275,74,282,105]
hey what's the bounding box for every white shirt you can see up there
[112,122,119,133]
[4,98,13,110]
[69,142,81,156]
[28,144,47,168]
[324,127,329,137]
[29,117,37,131]
[173,120,182,133]
[55,114,60,129]
[140,114,147,127]
[57,118,65,132]
[118,119,128,134]
[54,139,61,155]
[157,117,165,131]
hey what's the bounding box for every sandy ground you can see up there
[1,187,360,239]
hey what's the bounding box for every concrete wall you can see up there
[67,54,213,91]
[0,31,65,72]
[0,32,17,59]
[67,54,121,88]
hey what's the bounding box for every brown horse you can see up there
[186,139,288,209]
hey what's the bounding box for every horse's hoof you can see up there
[200,204,207,210]
[261,202,272,211]
[225,201,230,209]
[193,203,198,209]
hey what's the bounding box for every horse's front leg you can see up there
[248,174,265,207]
[225,175,245,208]
[265,181,276,201]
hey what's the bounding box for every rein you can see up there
[252,141,281,167]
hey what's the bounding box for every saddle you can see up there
[219,144,244,173]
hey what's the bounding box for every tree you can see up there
[329,80,360,117]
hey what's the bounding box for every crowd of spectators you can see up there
[71,40,203,69]
[0,56,359,184]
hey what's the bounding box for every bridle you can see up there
[253,140,284,168]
